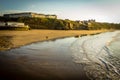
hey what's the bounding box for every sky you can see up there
[0,0,120,23]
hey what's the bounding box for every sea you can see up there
[71,30,120,80]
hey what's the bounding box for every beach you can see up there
[0,30,119,80]
[0,30,107,51]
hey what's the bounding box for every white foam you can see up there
[71,31,119,63]
[71,31,120,79]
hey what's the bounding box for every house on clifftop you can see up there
[3,12,57,19]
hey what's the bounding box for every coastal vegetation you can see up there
[88,22,120,30]
[0,16,120,30]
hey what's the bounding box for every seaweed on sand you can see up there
[0,36,13,50]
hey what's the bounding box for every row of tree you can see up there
[0,16,120,30]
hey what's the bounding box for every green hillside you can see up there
[0,16,120,30]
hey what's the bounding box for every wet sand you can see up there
[0,37,90,80]
[0,29,107,51]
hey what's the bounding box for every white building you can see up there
[7,22,29,27]
[3,12,57,19]
[0,22,29,28]
[46,15,57,19]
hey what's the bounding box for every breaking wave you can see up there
[71,31,120,80]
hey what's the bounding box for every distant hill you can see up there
[0,16,120,30]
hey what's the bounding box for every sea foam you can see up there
[71,31,120,80]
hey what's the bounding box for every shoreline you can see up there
[71,30,120,79]
[0,33,90,80]
[0,30,119,80]
[0,29,108,51]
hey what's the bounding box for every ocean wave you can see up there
[70,31,120,80]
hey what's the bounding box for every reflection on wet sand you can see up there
[0,37,90,80]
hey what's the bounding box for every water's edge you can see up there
[0,31,120,80]
[71,31,120,80]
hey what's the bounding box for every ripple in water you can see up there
[71,31,120,80]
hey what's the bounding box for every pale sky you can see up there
[0,0,120,23]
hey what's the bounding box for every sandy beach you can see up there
[0,30,119,80]
[0,29,107,50]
